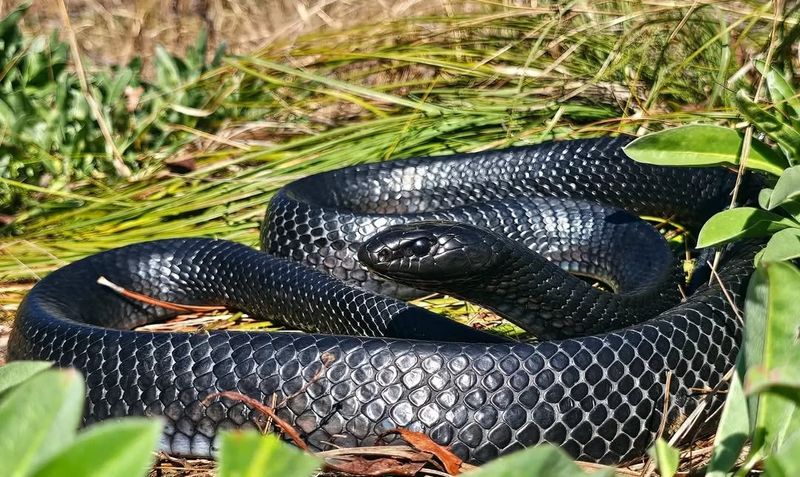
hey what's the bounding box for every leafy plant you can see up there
[218,432,321,477]
[0,3,227,215]
[0,362,161,477]
[624,61,800,475]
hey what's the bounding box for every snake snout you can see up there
[358,221,499,282]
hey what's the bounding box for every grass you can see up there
[1,2,778,278]
[0,0,795,474]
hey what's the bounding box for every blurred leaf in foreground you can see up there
[0,368,84,477]
[218,432,321,477]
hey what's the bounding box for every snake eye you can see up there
[408,238,433,256]
[377,248,392,262]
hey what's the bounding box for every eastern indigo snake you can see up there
[8,136,759,464]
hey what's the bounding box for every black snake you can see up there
[8,136,758,464]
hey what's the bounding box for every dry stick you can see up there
[640,371,674,477]
[316,445,432,461]
[204,391,309,450]
[97,276,225,314]
[261,393,278,437]
[706,127,754,284]
[55,0,130,178]
[707,261,743,324]
[637,260,746,476]
[708,0,783,283]
[652,265,744,474]
[276,351,336,408]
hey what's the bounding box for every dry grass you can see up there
[4,0,466,75]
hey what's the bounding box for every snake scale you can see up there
[8,136,759,464]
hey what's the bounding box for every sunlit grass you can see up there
[1,1,777,285]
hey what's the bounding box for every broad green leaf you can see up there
[30,418,162,477]
[697,208,798,248]
[706,354,750,477]
[0,361,52,395]
[773,199,800,223]
[759,188,774,209]
[743,262,800,455]
[735,90,800,164]
[765,431,800,477]
[757,228,800,264]
[463,445,611,477]
[0,368,85,477]
[766,166,800,209]
[648,438,679,477]
[746,365,800,402]
[623,124,788,175]
[218,432,321,477]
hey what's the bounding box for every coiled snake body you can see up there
[9,137,757,464]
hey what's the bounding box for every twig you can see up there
[276,351,336,408]
[316,445,431,460]
[657,371,674,440]
[55,0,131,178]
[708,0,783,283]
[203,391,308,450]
[705,261,743,323]
[640,371,673,477]
[97,276,225,314]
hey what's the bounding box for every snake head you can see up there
[358,221,503,283]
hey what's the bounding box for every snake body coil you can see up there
[9,137,757,464]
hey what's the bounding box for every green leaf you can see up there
[743,262,800,455]
[463,445,610,477]
[105,68,133,108]
[756,61,800,125]
[623,124,789,176]
[0,2,29,41]
[772,199,800,223]
[0,361,52,395]
[186,29,208,71]
[648,438,679,477]
[706,354,750,477]
[0,368,85,477]
[735,90,800,164]
[766,166,800,209]
[218,432,321,477]
[30,418,162,477]
[154,46,182,91]
[758,228,800,264]
[745,365,800,402]
[765,431,800,477]
[759,188,774,209]
[697,207,798,248]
